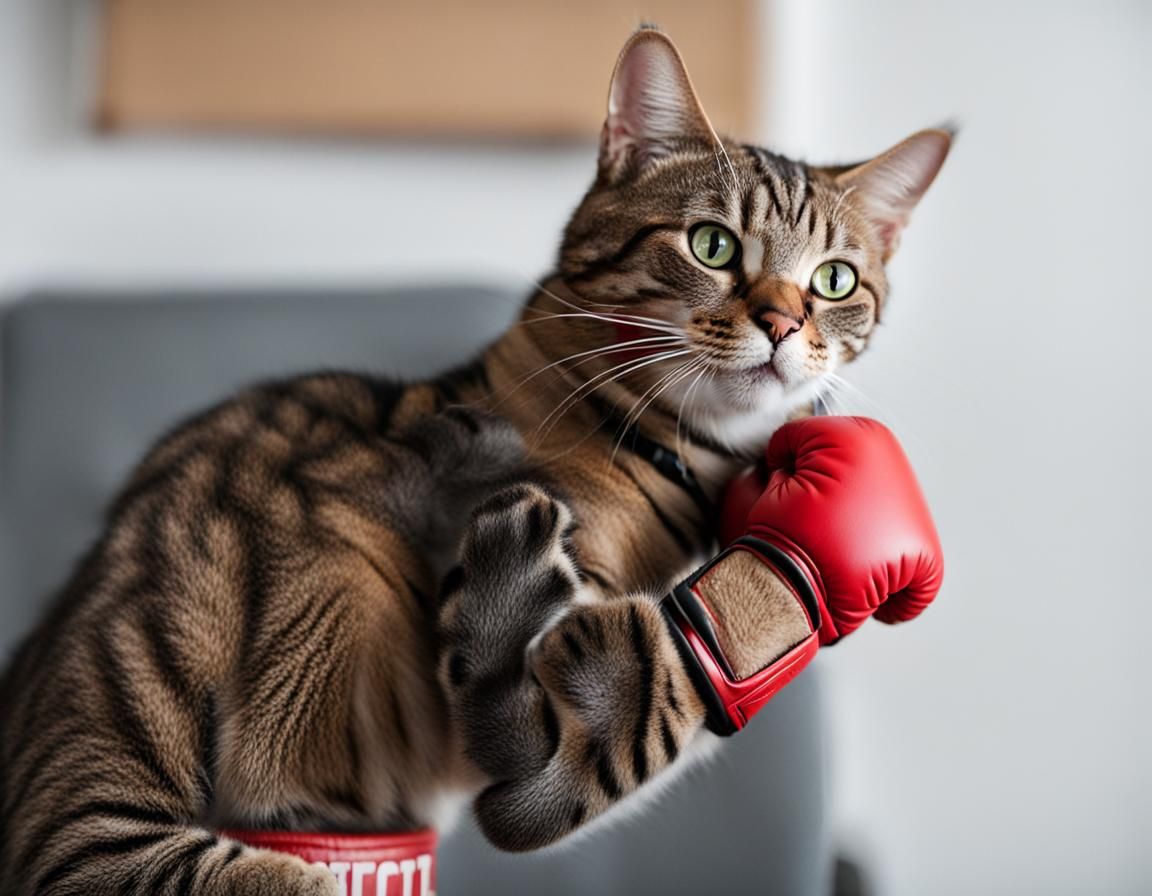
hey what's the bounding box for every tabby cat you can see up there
[0,28,950,894]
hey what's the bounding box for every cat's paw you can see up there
[440,483,580,680]
[213,848,339,896]
[465,481,578,581]
[530,598,677,756]
[472,598,704,852]
[439,482,583,779]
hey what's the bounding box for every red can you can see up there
[220,829,437,896]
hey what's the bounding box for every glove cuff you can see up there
[745,526,841,645]
[660,536,822,736]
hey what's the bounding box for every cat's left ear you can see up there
[835,128,953,260]
[599,28,719,183]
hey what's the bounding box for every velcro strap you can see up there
[660,539,820,735]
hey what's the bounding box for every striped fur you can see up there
[0,28,949,891]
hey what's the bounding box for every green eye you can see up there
[811,261,857,300]
[689,224,739,269]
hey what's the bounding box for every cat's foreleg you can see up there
[439,483,708,851]
[476,595,708,851]
[438,482,588,785]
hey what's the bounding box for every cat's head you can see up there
[557,28,951,452]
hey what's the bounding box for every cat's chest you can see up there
[555,467,709,598]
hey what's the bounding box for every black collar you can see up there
[585,392,713,516]
[616,421,713,516]
[589,393,829,519]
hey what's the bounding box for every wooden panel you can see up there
[97,0,757,139]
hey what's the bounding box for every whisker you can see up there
[714,144,740,197]
[527,379,652,467]
[531,349,693,448]
[675,365,711,461]
[620,356,704,435]
[532,352,685,454]
[611,357,695,446]
[519,308,680,335]
[822,372,931,457]
[527,281,686,333]
[577,300,676,327]
[610,356,706,465]
[488,334,685,411]
[823,373,885,417]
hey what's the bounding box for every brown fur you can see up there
[0,27,949,893]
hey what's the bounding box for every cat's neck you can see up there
[471,279,797,496]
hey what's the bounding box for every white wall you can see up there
[1,1,1149,893]
[0,2,594,298]
[766,2,1152,894]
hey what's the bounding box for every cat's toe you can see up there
[464,483,577,576]
[214,848,339,896]
[440,483,581,684]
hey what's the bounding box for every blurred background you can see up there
[1,1,1150,894]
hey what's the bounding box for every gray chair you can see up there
[0,288,831,895]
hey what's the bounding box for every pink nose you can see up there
[755,308,803,345]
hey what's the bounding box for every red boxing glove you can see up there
[722,415,944,642]
[662,416,944,735]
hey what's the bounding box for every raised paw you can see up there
[441,483,580,677]
[475,598,707,851]
[439,482,583,779]
[531,599,696,787]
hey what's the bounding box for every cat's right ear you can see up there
[833,128,954,260]
[599,28,718,184]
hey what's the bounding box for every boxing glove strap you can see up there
[660,537,822,736]
[219,828,436,895]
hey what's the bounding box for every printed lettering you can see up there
[316,854,435,896]
[350,861,376,896]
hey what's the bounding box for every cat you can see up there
[0,27,951,895]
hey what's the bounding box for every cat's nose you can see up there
[754,307,804,345]
[748,276,807,346]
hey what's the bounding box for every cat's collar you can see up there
[614,420,712,516]
[584,389,713,515]
[590,394,830,519]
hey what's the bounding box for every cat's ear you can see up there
[599,28,719,183]
[835,128,953,260]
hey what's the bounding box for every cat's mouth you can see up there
[749,360,783,382]
[732,358,785,387]
[726,356,815,397]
